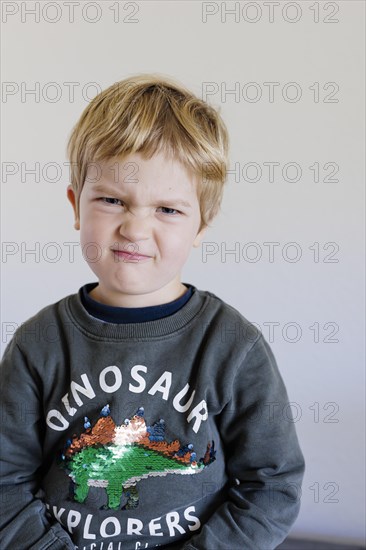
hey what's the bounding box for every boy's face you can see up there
[67,151,207,307]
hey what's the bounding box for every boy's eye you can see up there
[157,206,181,215]
[99,197,123,206]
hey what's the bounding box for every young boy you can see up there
[0,74,305,550]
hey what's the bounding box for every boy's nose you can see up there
[118,212,151,243]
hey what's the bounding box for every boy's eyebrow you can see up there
[90,184,193,209]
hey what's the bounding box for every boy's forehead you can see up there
[86,152,198,190]
[97,152,188,174]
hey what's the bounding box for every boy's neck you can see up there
[88,281,188,308]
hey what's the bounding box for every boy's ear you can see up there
[193,225,208,248]
[67,184,80,230]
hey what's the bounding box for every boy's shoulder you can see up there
[4,290,77,353]
[196,287,261,344]
[21,290,74,324]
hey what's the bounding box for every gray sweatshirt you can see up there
[0,284,305,550]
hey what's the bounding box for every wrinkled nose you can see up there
[118,211,150,244]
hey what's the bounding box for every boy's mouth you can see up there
[112,248,152,261]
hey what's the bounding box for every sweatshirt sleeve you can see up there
[182,333,305,550]
[0,337,75,550]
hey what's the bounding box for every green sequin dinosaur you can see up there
[60,407,215,510]
[68,443,203,510]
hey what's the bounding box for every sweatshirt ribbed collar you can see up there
[64,282,209,341]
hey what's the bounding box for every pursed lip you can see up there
[111,247,152,260]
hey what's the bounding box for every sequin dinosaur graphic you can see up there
[60,406,216,510]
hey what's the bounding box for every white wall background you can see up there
[1,0,365,546]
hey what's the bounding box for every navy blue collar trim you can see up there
[79,282,194,324]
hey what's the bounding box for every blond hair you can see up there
[66,73,229,231]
